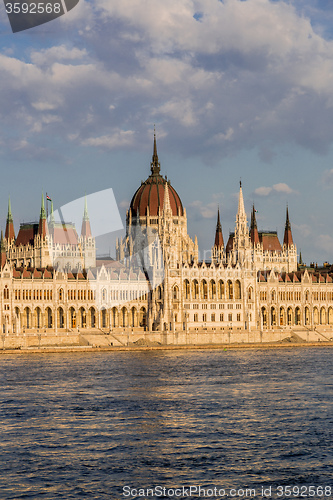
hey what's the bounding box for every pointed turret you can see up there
[212,207,224,263]
[150,127,161,176]
[0,230,6,268]
[283,206,294,247]
[250,204,260,245]
[232,181,251,265]
[38,193,47,237]
[299,250,303,266]
[214,207,224,249]
[234,182,249,243]
[5,196,15,242]
[81,195,92,238]
[49,199,55,226]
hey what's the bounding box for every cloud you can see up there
[254,186,273,197]
[189,200,218,219]
[1,0,333,160]
[254,183,296,197]
[82,130,135,149]
[30,46,88,66]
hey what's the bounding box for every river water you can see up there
[0,348,332,499]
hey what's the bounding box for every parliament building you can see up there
[1,135,333,342]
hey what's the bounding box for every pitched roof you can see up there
[16,223,38,246]
[51,224,78,245]
[259,232,282,252]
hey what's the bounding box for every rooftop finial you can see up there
[150,127,160,175]
[7,196,13,223]
[83,193,89,221]
[40,192,46,219]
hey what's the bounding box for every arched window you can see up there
[329,307,333,325]
[235,280,241,300]
[218,280,224,300]
[261,307,267,327]
[313,307,319,325]
[279,307,285,326]
[192,280,199,300]
[305,307,310,326]
[210,280,216,300]
[139,307,147,328]
[184,280,190,300]
[58,288,63,301]
[227,280,233,300]
[248,287,253,300]
[201,280,208,300]
[295,307,301,326]
[90,307,96,328]
[173,286,179,300]
[102,288,107,302]
[101,309,107,328]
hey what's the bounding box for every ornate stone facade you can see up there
[0,136,333,340]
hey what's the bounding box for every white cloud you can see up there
[0,0,333,160]
[254,183,296,197]
[82,130,135,149]
[30,46,88,66]
[189,200,218,219]
[254,186,273,197]
[272,183,294,194]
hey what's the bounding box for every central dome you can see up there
[129,134,183,217]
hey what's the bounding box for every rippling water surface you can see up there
[0,348,332,499]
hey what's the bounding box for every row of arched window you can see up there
[261,305,333,327]
[182,280,243,300]
[14,305,148,330]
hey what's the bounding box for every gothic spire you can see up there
[83,194,89,221]
[5,196,15,242]
[299,250,303,266]
[214,207,224,249]
[40,192,46,219]
[81,194,92,238]
[250,204,260,245]
[150,127,161,176]
[38,193,47,237]
[233,182,251,262]
[49,199,55,226]
[237,181,246,219]
[283,205,294,247]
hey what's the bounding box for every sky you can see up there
[1,0,333,263]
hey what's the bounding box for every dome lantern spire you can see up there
[150,126,161,176]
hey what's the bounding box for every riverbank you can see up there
[1,340,333,354]
[1,327,333,354]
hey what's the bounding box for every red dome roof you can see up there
[129,134,183,217]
